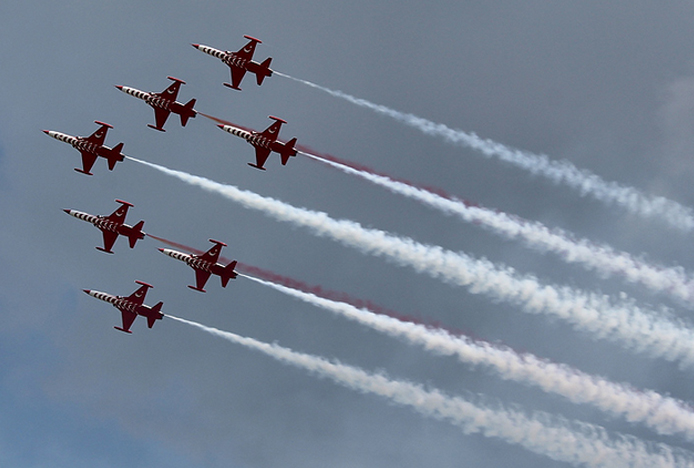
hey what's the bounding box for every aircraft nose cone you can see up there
[191,43,200,48]
[82,289,91,295]
[114,85,123,90]
[158,248,165,253]
[42,129,49,134]
[217,124,225,129]
[63,209,71,214]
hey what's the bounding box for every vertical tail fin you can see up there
[129,221,145,248]
[281,138,298,165]
[147,302,164,328]
[221,260,238,288]
[256,57,273,86]
[107,142,125,170]
[180,99,197,127]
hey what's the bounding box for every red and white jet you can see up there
[115,76,197,132]
[192,35,272,91]
[43,121,125,175]
[64,199,145,254]
[83,280,164,334]
[218,116,297,170]
[159,239,238,292]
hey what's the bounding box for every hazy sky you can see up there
[3,1,694,467]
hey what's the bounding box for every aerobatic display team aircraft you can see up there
[64,199,145,254]
[115,76,197,132]
[159,239,238,292]
[84,280,164,334]
[43,121,125,175]
[218,116,297,170]
[192,35,272,90]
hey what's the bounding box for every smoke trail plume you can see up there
[148,233,471,337]
[276,72,694,232]
[168,314,694,468]
[242,273,694,442]
[301,150,694,306]
[127,156,694,368]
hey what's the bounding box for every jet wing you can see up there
[84,123,111,146]
[229,66,248,90]
[234,36,259,61]
[116,309,137,333]
[78,151,98,175]
[252,147,272,170]
[105,202,130,223]
[197,243,223,264]
[194,269,212,292]
[259,120,283,141]
[100,230,119,253]
[156,80,182,102]
[126,283,150,305]
[153,107,171,131]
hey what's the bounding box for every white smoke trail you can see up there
[242,273,694,442]
[127,156,694,368]
[168,314,694,468]
[302,151,694,306]
[277,72,694,232]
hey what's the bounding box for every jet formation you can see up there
[48,35,296,332]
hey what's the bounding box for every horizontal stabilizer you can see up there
[114,326,133,334]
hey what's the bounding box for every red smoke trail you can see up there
[147,233,476,338]
[296,142,481,207]
[198,112,255,134]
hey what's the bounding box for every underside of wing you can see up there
[153,108,170,131]
[194,269,212,291]
[100,230,119,253]
[229,66,247,90]
[118,309,137,333]
[253,147,271,170]
[78,151,98,175]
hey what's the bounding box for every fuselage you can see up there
[219,124,282,153]
[116,86,180,113]
[193,44,270,76]
[44,130,113,157]
[84,289,137,312]
[64,209,141,239]
[160,248,226,276]
[84,289,163,318]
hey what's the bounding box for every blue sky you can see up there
[3,1,694,467]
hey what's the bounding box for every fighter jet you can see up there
[159,239,238,292]
[192,36,272,91]
[83,280,164,334]
[43,121,125,175]
[115,76,197,132]
[64,199,145,254]
[218,116,297,170]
